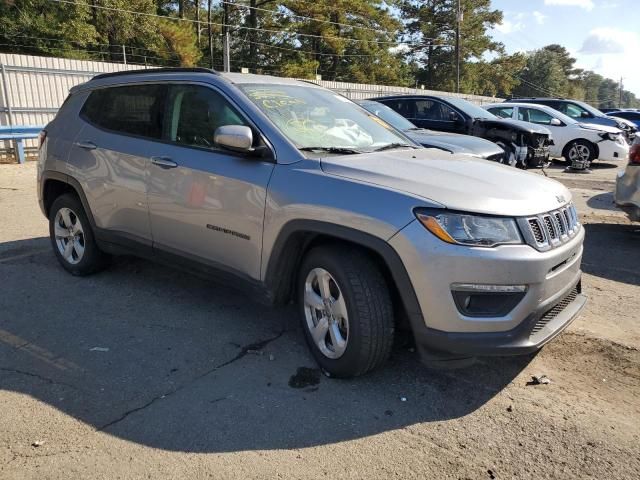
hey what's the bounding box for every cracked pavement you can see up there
[0,162,639,479]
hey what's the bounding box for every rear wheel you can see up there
[298,246,394,378]
[49,194,109,275]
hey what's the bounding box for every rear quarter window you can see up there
[81,84,167,139]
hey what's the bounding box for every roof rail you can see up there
[92,67,218,80]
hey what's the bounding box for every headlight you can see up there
[600,132,622,142]
[415,209,523,247]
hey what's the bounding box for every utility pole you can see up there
[196,0,201,47]
[207,0,214,69]
[122,45,127,65]
[455,0,461,93]
[222,0,231,72]
[619,77,624,108]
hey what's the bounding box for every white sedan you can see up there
[485,102,629,167]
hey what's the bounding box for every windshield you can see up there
[358,101,417,131]
[239,84,411,152]
[549,109,579,125]
[573,100,605,117]
[444,97,497,120]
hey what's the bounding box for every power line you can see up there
[47,0,436,47]
[3,33,183,59]
[236,38,411,58]
[220,0,409,38]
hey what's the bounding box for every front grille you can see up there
[531,286,579,335]
[520,204,580,251]
[543,215,557,239]
[528,219,544,243]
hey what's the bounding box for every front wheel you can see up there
[564,140,596,169]
[298,246,395,378]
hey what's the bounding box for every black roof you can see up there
[504,97,565,101]
[92,67,218,80]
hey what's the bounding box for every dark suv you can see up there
[373,95,553,168]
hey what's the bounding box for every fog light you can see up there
[451,284,527,317]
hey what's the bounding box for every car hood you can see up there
[476,117,552,135]
[320,149,571,217]
[577,122,622,134]
[610,116,638,130]
[405,129,503,157]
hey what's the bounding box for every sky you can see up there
[488,0,640,96]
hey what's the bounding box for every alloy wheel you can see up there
[303,268,350,359]
[568,144,591,162]
[54,207,85,265]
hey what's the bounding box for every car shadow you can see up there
[0,237,532,453]
[586,191,620,212]
[581,223,640,287]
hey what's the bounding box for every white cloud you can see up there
[579,27,637,54]
[494,19,523,34]
[543,0,594,10]
[575,28,640,95]
[533,11,546,25]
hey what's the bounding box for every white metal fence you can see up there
[0,53,502,162]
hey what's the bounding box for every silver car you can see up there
[615,136,640,221]
[37,68,586,377]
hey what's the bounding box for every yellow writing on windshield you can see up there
[246,88,307,109]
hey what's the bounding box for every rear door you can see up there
[146,83,275,280]
[68,84,169,244]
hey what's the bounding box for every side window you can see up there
[489,107,513,119]
[381,99,414,118]
[414,100,455,120]
[81,84,166,139]
[521,107,553,125]
[165,85,248,150]
[561,103,588,119]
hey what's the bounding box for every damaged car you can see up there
[372,95,553,168]
[357,99,506,163]
[485,102,629,169]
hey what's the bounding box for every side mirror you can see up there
[449,111,460,122]
[550,118,562,126]
[214,125,253,152]
[580,112,591,119]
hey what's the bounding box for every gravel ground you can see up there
[0,161,638,480]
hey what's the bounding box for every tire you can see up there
[563,139,596,168]
[297,246,395,378]
[49,193,109,276]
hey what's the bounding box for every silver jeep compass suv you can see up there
[38,68,586,377]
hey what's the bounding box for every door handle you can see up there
[151,156,178,169]
[75,140,97,150]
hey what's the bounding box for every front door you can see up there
[146,83,275,280]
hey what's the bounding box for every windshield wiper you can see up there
[369,142,417,152]
[299,146,364,154]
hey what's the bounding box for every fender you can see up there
[264,219,424,327]
[40,170,97,228]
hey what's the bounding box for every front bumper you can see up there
[413,277,586,357]
[598,139,629,162]
[389,219,586,358]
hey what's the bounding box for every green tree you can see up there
[397,0,504,91]
[0,0,97,58]
[512,49,568,98]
